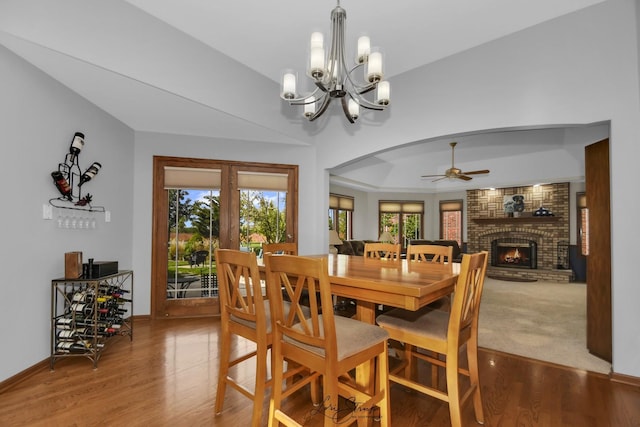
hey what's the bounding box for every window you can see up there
[237,171,289,251]
[379,200,424,249]
[329,194,354,241]
[577,193,589,256]
[440,200,463,246]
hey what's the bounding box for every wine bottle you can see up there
[71,302,94,315]
[78,162,101,187]
[56,318,74,330]
[51,171,72,200]
[71,291,96,303]
[56,328,88,340]
[68,132,85,161]
[56,340,89,353]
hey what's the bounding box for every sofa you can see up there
[408,239,463,262]
[336,240,378,256]
[337,239,463,262]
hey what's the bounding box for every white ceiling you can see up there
[0,0,608,192]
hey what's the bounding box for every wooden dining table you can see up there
[321,253,458,324]
[260,253,459,398]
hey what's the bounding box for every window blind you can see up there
[237,171,289,191]
[164,167,221,189]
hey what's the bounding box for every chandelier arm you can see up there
[347,92,385,111]
[344,63,375,93]
[340,97,356,123]
[342,64,383,109]
[308,94,333,121]
[332,5,348,95]
[287,87,324,105]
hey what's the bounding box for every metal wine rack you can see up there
[50,270,133,369]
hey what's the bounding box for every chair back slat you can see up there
[265,254,337,358]
[449,251,488,336]
[215,249,265,326]
[407,244,453,266]
[364,242,401,260]
[263,242,298,255]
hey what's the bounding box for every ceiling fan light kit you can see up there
[421,142,490,182]
[280,0,391,123]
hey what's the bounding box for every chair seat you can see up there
[376,306,449,342]
[285,315,389,360]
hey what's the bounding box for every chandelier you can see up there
[280,1,390,123]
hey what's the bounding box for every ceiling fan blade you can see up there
[457,175,473,181]
[432,176,448,182]
[420,174,446,178]
[461,169,490,175]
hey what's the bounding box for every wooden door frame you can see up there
[151,155,298,319]
[585,139,612,362]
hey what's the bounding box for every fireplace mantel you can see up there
[472,217,561,225]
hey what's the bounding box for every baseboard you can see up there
[0,358,49,394]
[610,372,640,387]
[0,315,149,394]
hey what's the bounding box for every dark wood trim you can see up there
[585,139,612,362]
[611,372,640,387]
[472,216,561,224]
[151,156,299,320]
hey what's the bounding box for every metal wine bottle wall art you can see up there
[49,132,105,213]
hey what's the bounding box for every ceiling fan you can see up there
[421,142,490,182]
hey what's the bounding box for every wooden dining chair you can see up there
[264,253,391,427]
[376,251,489,427]
[262,242,298,255]
[407,244,454,312]
[407,244,454,272]
[213,248,273,427]
[363,242,401,260]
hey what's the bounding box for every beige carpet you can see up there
[478,278,612,374]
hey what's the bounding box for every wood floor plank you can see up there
[1,317,639,426]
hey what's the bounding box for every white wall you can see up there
[324,1,640,377]
[0,46,134,382]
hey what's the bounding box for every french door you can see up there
[151,156,298,319]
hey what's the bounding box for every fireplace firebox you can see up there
[491,238,537,269]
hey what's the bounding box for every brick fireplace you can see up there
[467,183,573,282]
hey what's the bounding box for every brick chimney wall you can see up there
[466,183,572,282]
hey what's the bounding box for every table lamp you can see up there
[329,229,343,254]
[378,231,394,243]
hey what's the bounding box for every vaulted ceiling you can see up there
[0,0,608,192]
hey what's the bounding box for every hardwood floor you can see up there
[1,317,639,426]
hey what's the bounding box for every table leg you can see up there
[355,300,377,427]
[355,301,376,390]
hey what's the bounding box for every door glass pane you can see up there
[239,189,287,254]
[167,188,220,299]
[402,213,421,248]
[380,213,399,243]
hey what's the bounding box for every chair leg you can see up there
[268,347,286,427]
[446,351,462,427]
[251,341,269,427]
[403,344,416,380]
[322,375,340,427]
[467,338,485,424]
[215,326,231,414]
[377,343,391,427]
